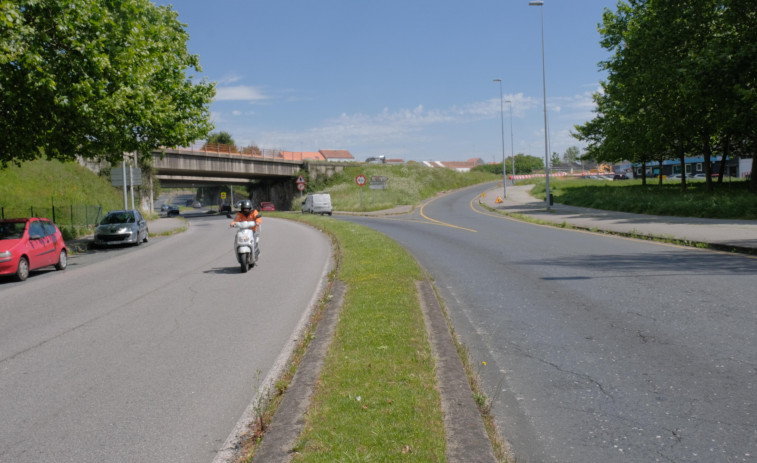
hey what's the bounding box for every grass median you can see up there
[279,214,447,461]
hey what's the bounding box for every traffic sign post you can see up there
[369,175,388,204]
[356,175,366,208]
[296,175,306,197]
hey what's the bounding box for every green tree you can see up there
[208,131,235,146]
[576,0,757,192]
[563,146,580,164]
[0,0,215,168]
[514,154,544,174]
[550,151,561,168]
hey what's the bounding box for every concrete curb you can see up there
[251,280,347,462]
[416,280,497,463]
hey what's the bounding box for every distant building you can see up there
[275,149,356,162]
[422,158,485,172]
[319,150,355,162]
[632,156,741,178]
[277,151,324,161]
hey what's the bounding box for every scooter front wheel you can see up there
[240,253,249,273]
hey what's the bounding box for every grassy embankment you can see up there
[0,159,126,238]
[293,163,499,212]
[529,175,757,220]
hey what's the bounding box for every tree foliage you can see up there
[0,0,215,168]
[563,146,580,164]
[574,0,757,192]
[473,154,545,175]
[207,131,235,146]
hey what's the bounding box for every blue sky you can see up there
[157,0,619,162]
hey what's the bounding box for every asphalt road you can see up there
[0,215,332,463]
[338,184,757,463]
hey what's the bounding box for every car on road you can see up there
[160,204,180,217]
[260,202,275,211]
[302,193,333,215]
[0,217,68,281]
[94,210,149,247]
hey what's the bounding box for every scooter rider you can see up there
[230,199,262,248]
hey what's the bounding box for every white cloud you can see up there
[215,86,268,102]
[228,92,595,159]
[216,73,244,85]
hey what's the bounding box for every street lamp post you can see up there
[529,0,550,211]
[505,99,515,184]
[493,79,507,198]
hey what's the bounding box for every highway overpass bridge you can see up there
[152,148,303,188]
[146,148,349,211]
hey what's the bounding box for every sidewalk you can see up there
[479,183,757,253]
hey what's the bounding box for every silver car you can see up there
[94,210,149,246]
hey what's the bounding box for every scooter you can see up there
[231,221,259,273]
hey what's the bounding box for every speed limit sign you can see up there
[356,174,367,186]
[297,183,306,191]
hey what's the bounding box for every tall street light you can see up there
[505,99,515,184]
[529,0,550,211]
[493,79,507,198]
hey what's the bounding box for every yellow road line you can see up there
[418,196,478,233]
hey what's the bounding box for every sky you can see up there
[155,0,620,163]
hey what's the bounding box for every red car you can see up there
[260,202,276,211]
[0,218,68,281]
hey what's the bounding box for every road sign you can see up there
[297,183,306,191]
[356,174,367,186]
[370,175,388,190]
[221,192,227,199]
[111,164,142,187]
[296,175,306,184]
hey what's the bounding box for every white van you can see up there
[301,193,333,215]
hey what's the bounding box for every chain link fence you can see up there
[0,204,104,239]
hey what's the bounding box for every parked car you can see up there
[161,204,180,217]
[302,193,333,215]
[667,173,682,179]
[94,210,149,247]
[612,173,630,180]
[192,200,202,208]
[691,173,707,179]
[0,217,68,281]
[260,202,275,211]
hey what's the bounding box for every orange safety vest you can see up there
[231,209,261,231]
